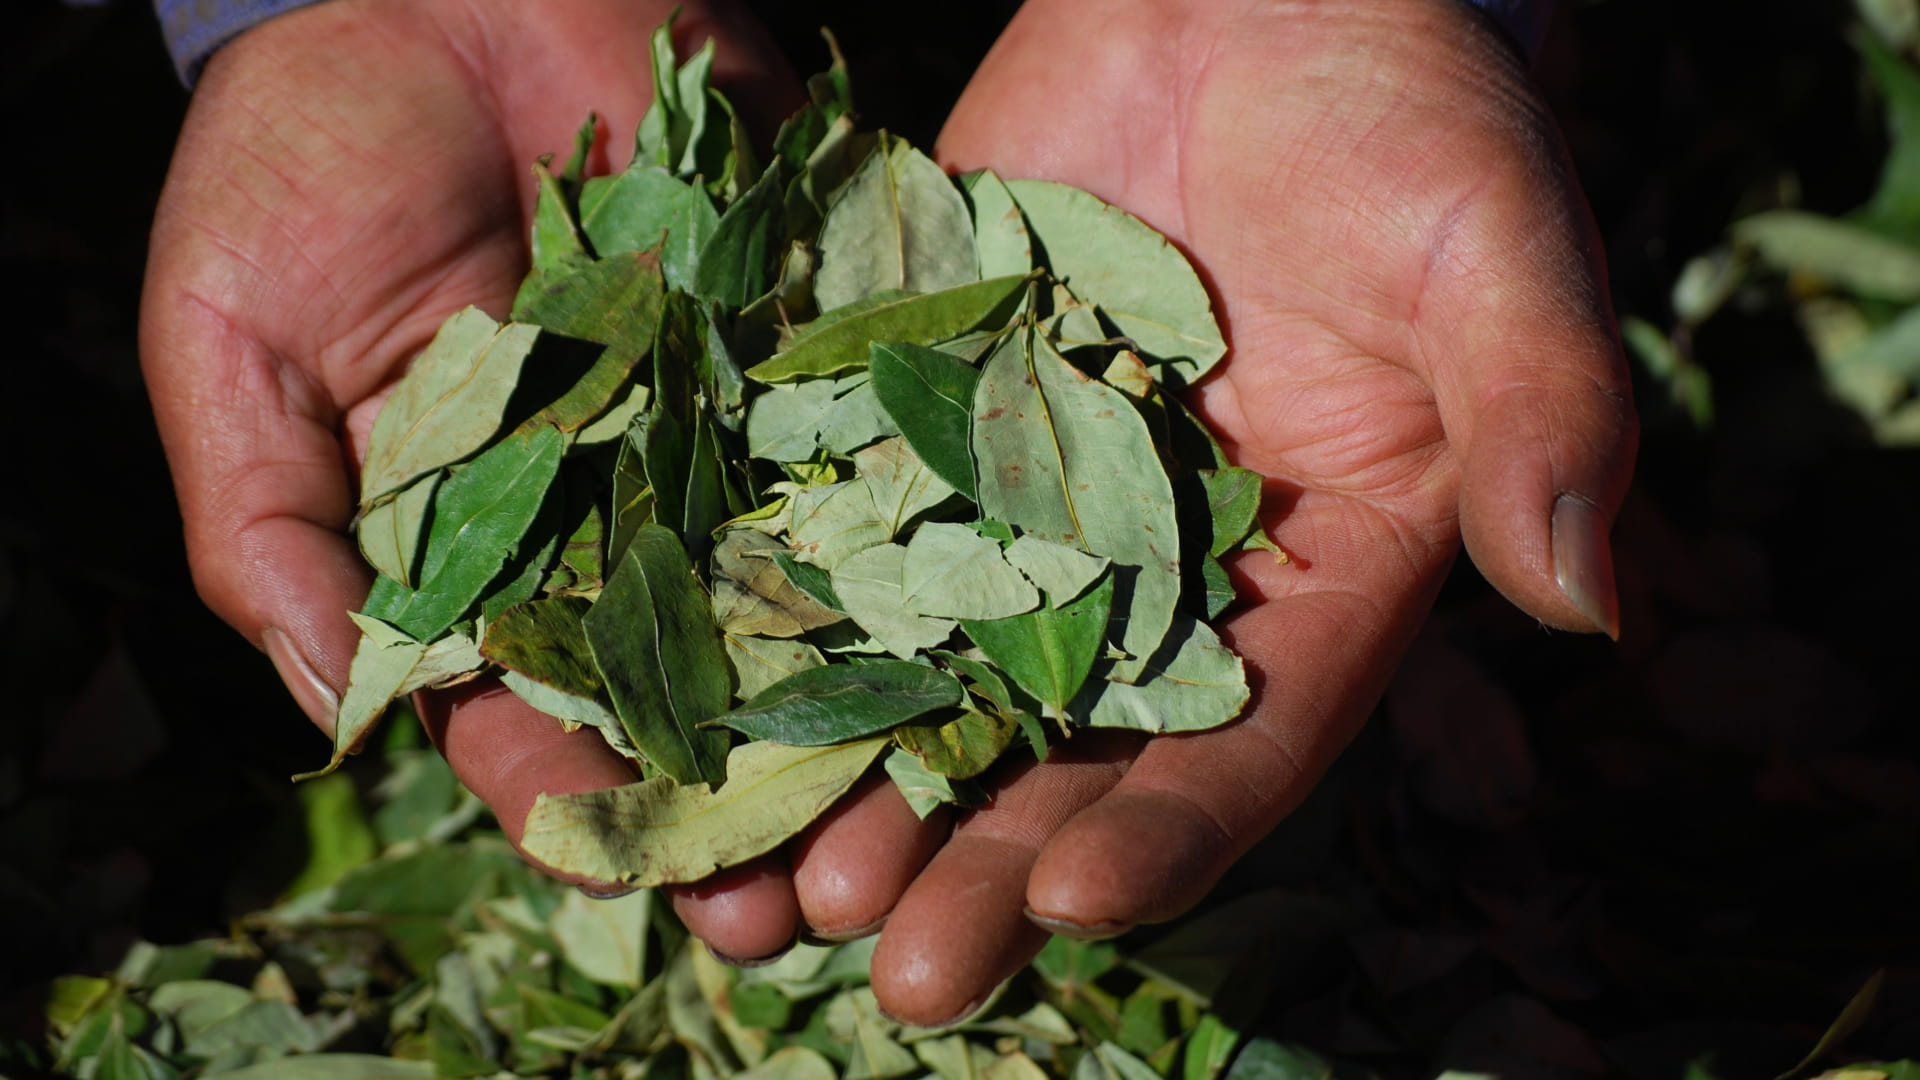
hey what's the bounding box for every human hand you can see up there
[840,0,1637,1024]
[137,0,925,961]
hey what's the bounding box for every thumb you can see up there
[1418,130,1638,638]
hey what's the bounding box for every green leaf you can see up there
[285,772,377,897]
[746,274,1030,383]
[723,633,826,700]
[359,310,539,506]
[961,573,1113,719]
[521,738,889,886]
[1201,555,1235,620]
[693,160,787,308]
[481,596,603,701]
[513,249,665,354]
[526,161,590,276]
[814,133,979,310]
[1183,1013,1241,1080]
[715,661,963,745]
[973,330,1181,682]
[960,168,1033,279]
[1006,178,1226,380]
[356,469,438,587]
[892,705,1018,780]
[1074,617,1247,733]
[584,524,733,785]
[766,549,846,611]
[1198,468,1265,558]
[868,341,981,498]
[1003,534,1110,607]
[1859,28,1920,236]
[831,543,958,659]
[580,165,719,291]
[382,425,567,642]
[1734,210,1920,300]
[902,522,1040,620]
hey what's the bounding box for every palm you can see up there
[855,0,1634,1025]
[142,0,806,920]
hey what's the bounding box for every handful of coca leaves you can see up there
[319,23,1282,887]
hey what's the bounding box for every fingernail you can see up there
[1551,493,1621,640]
[800,913,888,947]
[577,883,638,900]
[707,937,796,969]
[1024,907,1134,941]
[878,994,989,1030]
[262,627,340,731]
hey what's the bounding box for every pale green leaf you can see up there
[960,169,1033,279]
[356,470,438,587]
[789,480,891,570]
[359,310,539,505]
[857,436,958,538]
[1735,209,1920,300]
[1006,179,1226,379]
[580,165,719,292]
[550,887,651,988]
[884,749,961,820]
[815,133,979,311]
[1074,617,1247,733]
[831,543,958,659]
[202,1054,437,1080]
[521,738,888,886]
[972,331,1180,681]
[723,634,826,700]
[1003,534,1110,607]
[902,522,1040,620]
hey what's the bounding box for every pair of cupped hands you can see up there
[141,0,1635,1027]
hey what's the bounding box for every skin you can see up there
[142,0,1634,1028]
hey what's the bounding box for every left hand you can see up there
[802,0,1637,1025]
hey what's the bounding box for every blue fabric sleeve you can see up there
[155,0,330,85]
[1460,0,1555,58]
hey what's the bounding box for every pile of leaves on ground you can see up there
[17,721,1920,1080]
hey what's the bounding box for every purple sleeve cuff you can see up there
[155,0,329,85]
[1461,0,1555,58]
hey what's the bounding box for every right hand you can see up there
[140,0,935,960]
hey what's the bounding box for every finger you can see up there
[1024,491,1446,932]
[790,773,951,941]
[1408,107,1638,639]
[670,859,803,966]
[417,672,805,963]
[869,733,1142,1027]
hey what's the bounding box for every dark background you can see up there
[3,0,1917,1072]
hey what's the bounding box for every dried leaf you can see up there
[714,660,962,745]
[746,274,1029,383]
[521,738,888,886]
[584,524,732,784]
[814,133,979,310]
[359,310,539,506]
